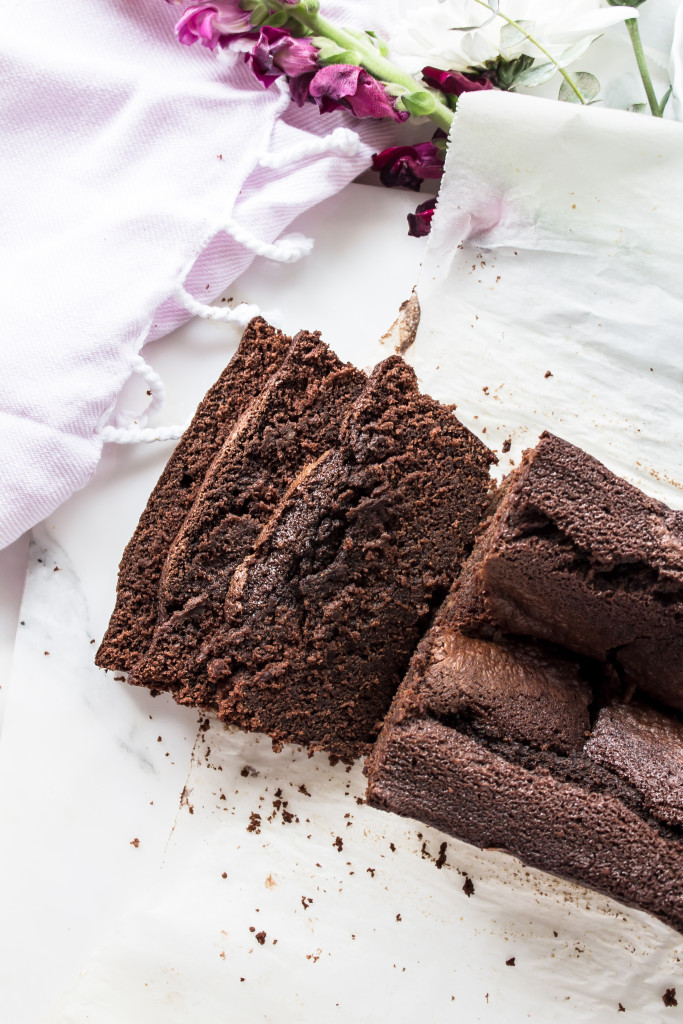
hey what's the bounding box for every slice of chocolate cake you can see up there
[366,615,683,933]
[168,356,494,759]
[96,318,292,671]
[449,431,683,712]
[129,329,366,695]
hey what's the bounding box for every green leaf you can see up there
[500,20,535,52]
[319,49,358,66]
[401,90,437,117]
[512,62,557,89]
[491,54,535,90]
[628,101,647,113]
[558,72,600,104]
[660,85,673,115]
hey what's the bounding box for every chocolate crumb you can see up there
[255,931,266,945]
[663,989,678,1008]
[130,838,140,848]
[247,812,262,834]
[301,896,313,910]
[333,836,343,852]
[222,872,227,879]
[506,957,516,967]
[249,926,255,933]
[240,765,259,778]
[544,370,553,378]
[389,842,396,852]
[199,718,210,732]
[298,784,311,797]
[462,876,475,898]
[396,913,402,922]
[618,1005,626,1013]
[366,868,375,877]
[501,439,511,453]
[435,842,447,869]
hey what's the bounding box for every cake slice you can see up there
[96,318,292,671]
[129,329,366,695]
[365,613,683,933]
[449,431,683,712]
[169,356,494,759]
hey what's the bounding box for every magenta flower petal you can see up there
[372,142,444,191]
[308,65,408,122]
[176,2,252,51]
[246,26,319,88]
[407,198,436,237]
[422,66,495,96]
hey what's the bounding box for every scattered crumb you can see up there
[44,651,50,656]
[301,896,313,910]
[255,931,266,945]
[199,718,211,732]
[265,874,276,888]
[506,957,516,967]
[157,736,162,742]
[663,989,678,1008]
[247,812,262,834]
[130,838,140,848]
[435,842,447,869]
[366,868,375,878]
[482,386,489,395]
[618,1004,626,1013]
[396,914,402,922]
[240,765,259,778]
[222,872,227,879]
[53,566,60,572]
[389,842,396,853]
[462,876,475,898]
[501,438,511,453]
[544,370,553,379]
[333,836,343,852]
[240,978,245,983]
[298,784,311,797]
[90,639,95,644]
[249,926,255,933]
[553,931,558,938]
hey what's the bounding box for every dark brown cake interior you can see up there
[449,431,683,713]
[171,355,494,758]
[366,617,683,933]
[96,318,292,671]
[130,329,366,698]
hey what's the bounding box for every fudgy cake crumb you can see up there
[171,356,494,758]
[96,318,292,671]
[366,610,683,933]
[129,329,365,696]
[449,431,683,712]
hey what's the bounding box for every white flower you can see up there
[388,0,636,75]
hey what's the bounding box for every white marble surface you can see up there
[1,182,681,1024]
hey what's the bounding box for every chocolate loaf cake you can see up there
[449,431,683,712]
[129,330,366,696]
[170,356,494,759]
[365,614,683,933]
[96,318,292,671]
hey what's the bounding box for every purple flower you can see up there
[407,198,436,238]
[175,2,252,51]
[422,66,495,97]
[246,26,319,88]
[302,65,409,122]
[372,142,444,191]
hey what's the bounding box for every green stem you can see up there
[278,2,455,131]
[472,0,586,102]
[625,18,661,117]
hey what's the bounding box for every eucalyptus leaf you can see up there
[512,62,557,89]
[402,90,437,117]
[555,38,592,69]
[558,72,600,104]
[628,102,647,114]
[660,85,673,115]
[500,20,535,51]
